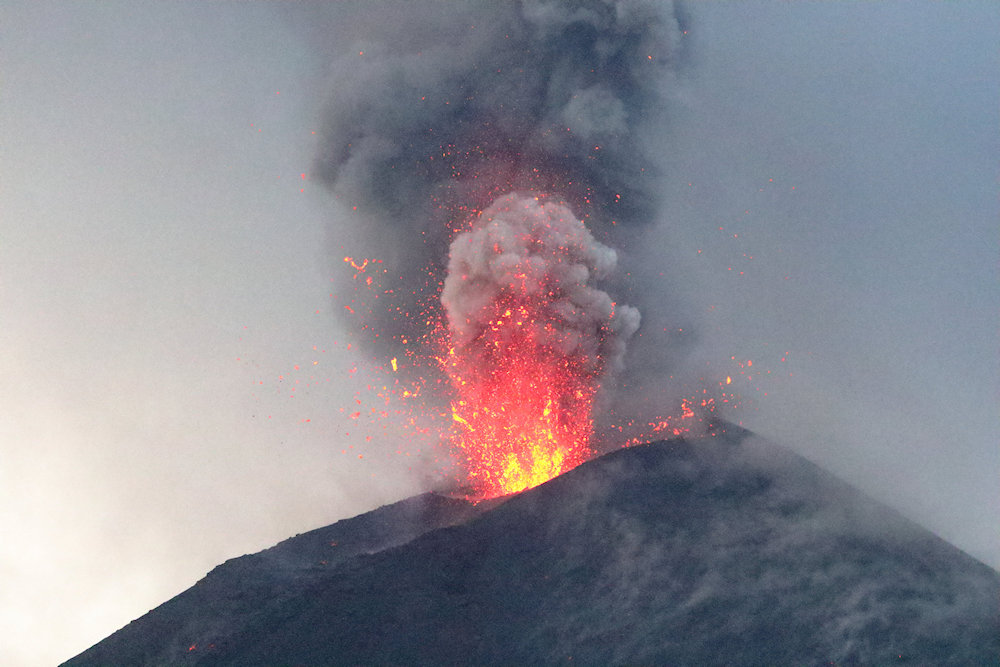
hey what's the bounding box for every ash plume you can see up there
[443,193,640,379]
[316,0,684,355]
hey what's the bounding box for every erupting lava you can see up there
[442,301,596,498]
[441,194,639,498]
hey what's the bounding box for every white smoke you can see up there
[442,193,640,379]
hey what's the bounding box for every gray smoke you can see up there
[442,193,641,378]
[315,0,684,356]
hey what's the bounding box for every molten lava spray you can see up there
[441,194,640,496]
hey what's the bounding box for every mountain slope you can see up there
[63,492,491,665]
[65,424,1000,665]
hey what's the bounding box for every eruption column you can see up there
[315,0,684,492]
[441,194,639,498]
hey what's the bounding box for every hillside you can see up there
[65,424,1000,665]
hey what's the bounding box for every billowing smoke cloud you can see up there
[443,193,641,378]
[316,0,684,355]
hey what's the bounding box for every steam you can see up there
[316,0,684,353]
[442,193,641,378]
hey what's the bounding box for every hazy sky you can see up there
[1,2,997,665]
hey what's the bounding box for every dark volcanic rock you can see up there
[63,492,489,666]
[65,425,1000,666]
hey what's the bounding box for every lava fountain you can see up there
[441,194,640,497]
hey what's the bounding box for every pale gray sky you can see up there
[1,3,997,665]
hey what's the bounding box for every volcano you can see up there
[64,424,999,666]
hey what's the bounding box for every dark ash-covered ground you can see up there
[65,424,1000,666]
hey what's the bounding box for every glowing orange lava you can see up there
[441,298,594,498]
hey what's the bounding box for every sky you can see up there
[1,2,997,665]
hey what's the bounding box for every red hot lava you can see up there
[440,194,639,498]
